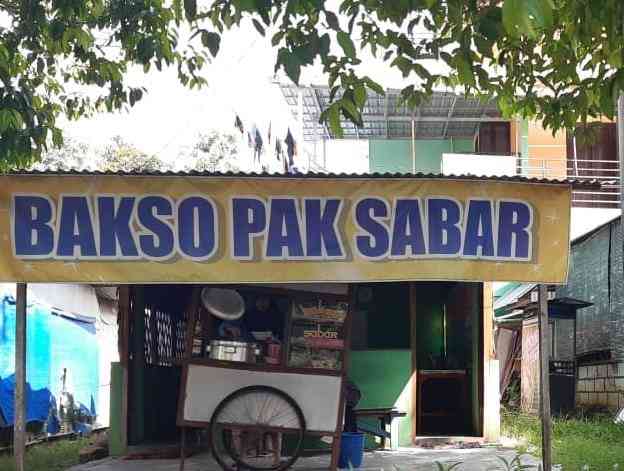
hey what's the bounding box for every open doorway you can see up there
[349,282,484,445]
[414,282,482,437]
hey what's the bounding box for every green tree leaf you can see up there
[281,52,301,84]
[325,11,340,30]
[252,19,265,36]
[354,84,367,108]
[201,31,221,57]
[184,0,197,20]
[528,0,554,30]
[327,104,342,137]
[503,0,534,37]
[337,31,356,59]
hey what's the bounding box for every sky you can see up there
[67,24,293,169]
[63,16,439,172]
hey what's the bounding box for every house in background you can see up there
[280,84,621,240]
[494,284,591,414]
[495,216,624,412]
[558,216,624,409]
[281,85,616,198]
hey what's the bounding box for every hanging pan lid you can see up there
[201,287,245,320]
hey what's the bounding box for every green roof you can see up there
[494,282,521,299]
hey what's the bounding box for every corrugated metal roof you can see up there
[4,169,601,188]
[494,283,537,315]
[279,84,504,141]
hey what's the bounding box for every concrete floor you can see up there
[68,448,539,471]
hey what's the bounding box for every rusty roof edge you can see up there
[0,169,602,189]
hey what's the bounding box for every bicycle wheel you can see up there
[209,385,306,471]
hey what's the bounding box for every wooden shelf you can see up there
[291,316,345,324]
[184,357,343,377]
[290,339,345,350]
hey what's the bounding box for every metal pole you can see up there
[538,284,552,471]
[298,89,305,171]
[618,95,624,216]
[411,119,416,174]
[14,283,27,471]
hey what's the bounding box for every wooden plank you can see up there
[330,284,355,471]
[538,284,553,471]
[184,286,202,359]
[482,281,499,441]
[118,286,130,366]
[409,282,417,441]
[178,427,186,471]
[117,286,130,452]
[130,286,146,444]
[14,283,27,471]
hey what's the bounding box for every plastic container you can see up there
[338,432,365,469]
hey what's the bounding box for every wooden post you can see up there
[131,286,146,444]
[330,285,356,471]
[409,282,418,441]
[118,286,131,453]
[14,283,27,471]
[538,284,552,471]
[573,316,578,407]
[179,427,186,471]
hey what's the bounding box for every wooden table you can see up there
[353,408,407,449]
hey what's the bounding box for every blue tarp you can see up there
[0,374,53,425]
[0,296,99,427]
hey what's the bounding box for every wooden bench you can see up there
[353,408,406,450]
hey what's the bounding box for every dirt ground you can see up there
[68,447,539,471]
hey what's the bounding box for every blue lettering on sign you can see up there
[390,198,426,258]
[304,198,344,259]
[97,196,139,258]
[463,199,495,258]
[354,198,390,259]
[497,200,532,260]
[9,193,535,264]
[428,198,462,256]
[265,198,304,259]
[56,196,97,258]
[12,195,55,258]
[177,196,218,260]
[231,197,266,260]
[137,196,175,259]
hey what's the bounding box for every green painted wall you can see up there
[347,350,412,447]
[109,362,126,456]
[369,138,474,174]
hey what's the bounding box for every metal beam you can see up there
[442,96,458,139]
[384,91,389,139]
[359,115,508,123]
[14,283,26,471]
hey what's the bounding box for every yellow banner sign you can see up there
[2,175,571,283]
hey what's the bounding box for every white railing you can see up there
[442,153,620,207]
[516,156,620,208]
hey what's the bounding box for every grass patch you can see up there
[0,437,88,471]
[502,409,624,470]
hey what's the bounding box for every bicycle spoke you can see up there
[211,387,305,471]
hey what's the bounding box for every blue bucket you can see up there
[338,432,365,469]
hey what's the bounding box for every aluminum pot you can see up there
[207,340,260,363]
